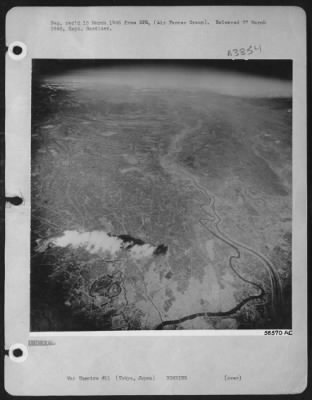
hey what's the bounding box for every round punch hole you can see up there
[13,46,22,55]
[9,343,28,363]
[8,41,27,60]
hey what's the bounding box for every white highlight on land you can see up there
[47,230,156,260]
[130,244,155,260]
[206,239,215,261]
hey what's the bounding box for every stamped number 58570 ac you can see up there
[264,330,292,336]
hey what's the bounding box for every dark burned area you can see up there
[116,233,168,255]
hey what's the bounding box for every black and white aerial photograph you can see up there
[30,59,292,331]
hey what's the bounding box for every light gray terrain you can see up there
[31,72,292,330]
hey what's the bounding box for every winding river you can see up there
[156,116,283,329]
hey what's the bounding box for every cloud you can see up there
[42,230,160,260]
[52,230,123,255]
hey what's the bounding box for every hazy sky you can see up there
[40,67,292,97]
[34,60,292,98]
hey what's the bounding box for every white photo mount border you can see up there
[5,6,307,396]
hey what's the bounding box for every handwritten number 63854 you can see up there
[227,45,262,57]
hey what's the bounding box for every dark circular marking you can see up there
[89,275,113,297]
[107,282,121,298]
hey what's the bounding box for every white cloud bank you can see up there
[40,230,157,260]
